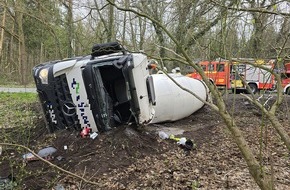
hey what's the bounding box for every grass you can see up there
[0,92,37,101]
[0,92,39,129]
[0,83,36,88]
[0,92,44,189]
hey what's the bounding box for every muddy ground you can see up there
[1,94,290,190]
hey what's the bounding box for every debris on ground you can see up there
[158,131,196,151]
[158,131,169,139]
[169,134,196,151]
[80,127,98,139]
[80,127,91,138]
[22,146,57,161]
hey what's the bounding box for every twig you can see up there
[0,142,100,187]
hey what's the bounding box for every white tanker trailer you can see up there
[150,73,208,124]
[33,42,209,133]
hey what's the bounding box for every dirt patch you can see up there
[1,94,289,190]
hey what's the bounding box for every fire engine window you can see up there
[208,64,214,71]
[217,64,225,72]
[200,65,206,71]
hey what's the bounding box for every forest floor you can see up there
[0,93,290,190]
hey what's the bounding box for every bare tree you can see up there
[63,0,75,57]
[0,0,7,62]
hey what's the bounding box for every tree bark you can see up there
[64,0,74,57]
[15,1,27,85]
[0,0,7,62]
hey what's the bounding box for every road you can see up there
[0,87,37,93]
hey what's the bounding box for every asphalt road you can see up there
[0,87,37,93]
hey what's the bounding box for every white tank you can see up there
[150,73,208,123]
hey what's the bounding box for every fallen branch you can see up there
[0,142,100,187]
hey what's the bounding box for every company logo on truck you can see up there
[62,102,76,116]
[71,78,91,128]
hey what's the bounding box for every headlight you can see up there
[39,68,49,84]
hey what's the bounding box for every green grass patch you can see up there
[0,92,37,103]
[0,92,39,129]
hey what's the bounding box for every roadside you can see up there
[0,87,36,93]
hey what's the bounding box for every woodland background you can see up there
[0,1,290,189]
[0,0,290,85]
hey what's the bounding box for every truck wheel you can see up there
[286,87,290,95]
[232,88,241,94]
[248,83,258,94]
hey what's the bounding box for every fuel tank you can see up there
[150,73,208,123]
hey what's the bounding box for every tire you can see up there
[248,83,258,94]
[286,87,290,95]
[232,89,245,94]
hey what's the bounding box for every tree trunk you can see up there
[0,0,7,62]
[17,15,27,85]
[138,17,146,51]
[65,0,74,57]
[108,0,115,42]
[266,112,290,151]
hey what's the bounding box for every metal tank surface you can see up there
[150,73,208,124]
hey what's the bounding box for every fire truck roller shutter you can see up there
[150,74,207,124]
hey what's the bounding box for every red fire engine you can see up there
[282,63,290,88]
[186,60,232,90]
[230,59,276,94]
[187,59,290,94]
[231,60,290,94]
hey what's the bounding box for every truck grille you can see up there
[37,74,80,132]
[54,74,79,130]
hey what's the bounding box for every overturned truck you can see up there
[33,42,209,133]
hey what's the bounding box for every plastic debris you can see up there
[64,145,68,150]
[0,146,2,156]
[80,127,91,138]
[90,132,98,139]
[184,139,194,150]
[80,127,98,139]
[22,153,37,161]
[176,137,187,145]
[158,131,169,139]
[23,146,57,161]
[38,147,57,158]
[169,135,196,151]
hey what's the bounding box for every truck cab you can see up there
[33,42,156,132]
